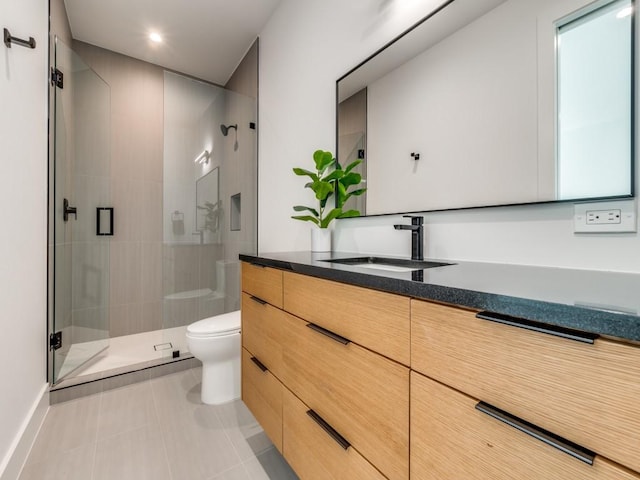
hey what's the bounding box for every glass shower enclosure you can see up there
[51,38,111,382]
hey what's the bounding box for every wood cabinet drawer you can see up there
[281,312,409,480]
[411,299,640,474]
[283,271,410,365]
[241,262,283,308]
[411,371,640,480]
[282,387,385,480]
[241,348,283,452]
[241,292,286,380]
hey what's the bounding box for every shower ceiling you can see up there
[64,0,281,85]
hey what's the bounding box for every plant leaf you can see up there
[313,150,335,173]
[311,180,334,200]
[322,170,344,182]
[291,215,320,226]
[339,172,362,187]
[293,168,319,181]
[343,159,362,174]
[348,188,367,197]
[337,209,361,218]
[293,205,319,216]
[320,208,343,228]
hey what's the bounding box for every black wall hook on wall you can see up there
[4,28,36,49]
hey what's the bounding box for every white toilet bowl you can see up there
[186,310,241,405]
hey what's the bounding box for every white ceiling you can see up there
[64,0,281,85]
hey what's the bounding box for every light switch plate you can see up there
[574,199,636,233]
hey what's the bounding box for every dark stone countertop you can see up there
[239,251,640,344]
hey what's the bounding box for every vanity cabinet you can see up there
[282,388,386,480]
[240,265,285,452]
[411,371,639,480]
[241,348,283,452]
[280,307,409,480]
[411,299,640,475]
[241,263,410,480]
[241,260,640,479]
[283,271,411,365]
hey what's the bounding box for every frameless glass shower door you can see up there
[52,38,111,382]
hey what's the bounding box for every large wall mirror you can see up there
[337,0,635,216]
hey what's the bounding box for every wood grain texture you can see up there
[241,262,283,308]
[411,299,640,474]
[283,271,410,365]
[241,348,283,452]
[281,312,409,480]
[241,292,285,380]
[282,387,386,480]
[411,372,640,480]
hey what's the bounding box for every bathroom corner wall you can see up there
[223,39,258,311]
[0,0,48,475]
[73,42,165,337]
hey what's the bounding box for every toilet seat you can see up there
[186,310,241,338]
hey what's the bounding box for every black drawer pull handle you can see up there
[250,296,267,305]
[475,401,595,465]
[306,409,351,450]
[476,311,599,344]
[306,323,350,345]
[250,356,268,372]
[250,262,267,268]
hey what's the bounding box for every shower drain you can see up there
[153,342,173,351]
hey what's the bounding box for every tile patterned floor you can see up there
[19,368,299,480]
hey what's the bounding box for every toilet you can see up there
[186,310,241,405]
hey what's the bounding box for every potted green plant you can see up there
[291,149,366,251]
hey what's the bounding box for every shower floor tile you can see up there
[59,326,189,380]
[20,368,299,480]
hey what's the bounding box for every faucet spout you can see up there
[393,215,424,261]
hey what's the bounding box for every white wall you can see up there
[0,0,49,476]
[259,0,640,273]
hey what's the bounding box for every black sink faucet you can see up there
[394,215,424,261]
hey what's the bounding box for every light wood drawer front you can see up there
[282,312,409,480]
[241,348,283,453]
[241,292,286,380]
[241,262,283,308]
[282,387,386,480]
[283,271,410,365]
[411,299,640,474]
[411,372,640,480]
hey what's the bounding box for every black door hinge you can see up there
[50,331,62,350]
[50,68,63,89]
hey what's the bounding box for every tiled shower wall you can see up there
[73,41,164,337]
[71,40,257,337]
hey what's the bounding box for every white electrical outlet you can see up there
[574,199,636,233]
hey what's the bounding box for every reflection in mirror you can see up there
[337,0,634,216]
[557,0,633,199]
[196,167,221,242]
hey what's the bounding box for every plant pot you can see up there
[311,228,331,252]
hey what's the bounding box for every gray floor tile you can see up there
[18,444,95,480]
[97,381,157,440]
[208,464,251,480]
[150,368,202,418]
[160,405,243,480]
[216,400,273,460]
[243,447,299,480]
[93,424,171,480]
[20,368,297,480]
[26,394,101,464]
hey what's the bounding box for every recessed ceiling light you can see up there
[149,32,163,43]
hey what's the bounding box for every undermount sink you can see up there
[321,256,453,272]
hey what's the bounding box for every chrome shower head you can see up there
[220,124,237,136]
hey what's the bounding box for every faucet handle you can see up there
[403,215,423,225]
